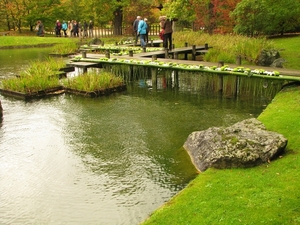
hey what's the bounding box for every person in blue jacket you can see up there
[137,18,148,48]
[62,21,68,37]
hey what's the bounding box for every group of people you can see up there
[54,20,94,38]
[132,15,173,50]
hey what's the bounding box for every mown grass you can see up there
[0,35,78,47]
[141,85,300,225]
[270,35,300,70]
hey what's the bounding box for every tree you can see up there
[231,0,300,36]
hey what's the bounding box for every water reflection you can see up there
[0,48,272,225]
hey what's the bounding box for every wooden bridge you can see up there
[67,43,300,96]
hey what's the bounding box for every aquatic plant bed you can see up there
[71,57,300,82]
[64,84,126,98]
[79,45,164,56]
[62,71,126,98]
[0,86,64,100]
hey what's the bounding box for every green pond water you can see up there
[0,48,274,225]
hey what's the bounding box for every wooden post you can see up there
[235,76,240,96]
[81,51,87,58]
[192,45,196,61]
[82,66,88,74]
[105,50,110,58]
[174,52,178,59]
[218,74,223,93]
[164,49,169,58]
[152,55,157,61]
[205,43,209,50]
[150,40,154,47]
[173,70,179,88]
[143,47,146,52]
[184,42,188,60]
[218,61,224,67]
[236,55,241,65]
[151,68,157,90]
[128,65,133,81]
[129,50,133,57]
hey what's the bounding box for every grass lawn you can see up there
[271,35,300,70]
[141,85,300,225]
[0,35,78,48]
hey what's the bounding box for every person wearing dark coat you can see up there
[133,16,141,43]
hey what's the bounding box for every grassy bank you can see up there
[271,35,300,70]
[0,35,79,48]
[141,85,300,225]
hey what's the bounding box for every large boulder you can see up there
[256,49,280,66]
[183,118,287,172]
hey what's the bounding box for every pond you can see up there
[0,48,272,225]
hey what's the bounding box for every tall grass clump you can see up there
[1,73,60,93]
[20,57,67,77]
[63,71,124,92]
[1,57,66,93]
[173,32,275,65]
[50,42,79,55]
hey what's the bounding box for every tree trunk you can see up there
[6,14,11,30]
[113,7,123,35]
[17,19,22,33]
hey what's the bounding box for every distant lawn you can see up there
[0,36,78,48]
[270,35,300,70]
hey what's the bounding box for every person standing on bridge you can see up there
[160,16,173,50]
[144,18,149,44]
[133,16,141,43]
[137,18,148,48]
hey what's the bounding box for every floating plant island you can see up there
[63,71,126,98]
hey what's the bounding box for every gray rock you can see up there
[183,118,287,172]
[270,58,286,68]
[256,49,280,66]
[90,38,102,45]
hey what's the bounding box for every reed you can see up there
[1,74,60,93]
[173,32,274,65]
[1,57,66,93]
[50,42,78,55]
[63,71,124,92]
[20,57,66,77]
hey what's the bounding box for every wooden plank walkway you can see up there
[68,51,300,78]
[125,40,163,47]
